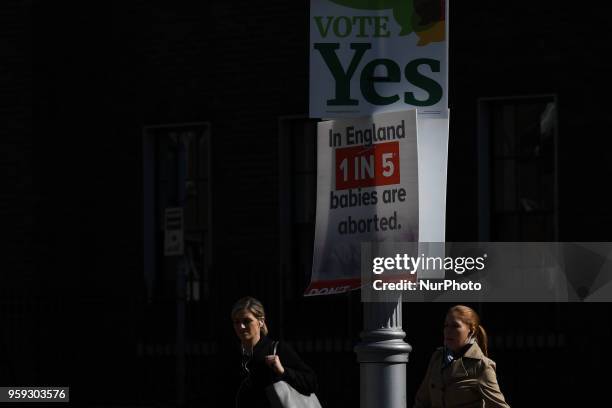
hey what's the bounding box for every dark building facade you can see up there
[2,1,612,406]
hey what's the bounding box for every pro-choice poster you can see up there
[310,0,448,118]
[307,109,418,295]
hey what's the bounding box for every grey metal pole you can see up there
[355,297,411,408]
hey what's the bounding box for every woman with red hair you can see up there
[413,305,510,407]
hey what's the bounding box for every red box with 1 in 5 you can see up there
[335,141,400,190]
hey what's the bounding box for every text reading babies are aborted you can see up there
[329,119,409,236]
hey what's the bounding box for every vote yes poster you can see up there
[310,0,448,118]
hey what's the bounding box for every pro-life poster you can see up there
[307,109,418,295]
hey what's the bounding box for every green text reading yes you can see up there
[313,15,442,107]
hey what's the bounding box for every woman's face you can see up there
[443,312,471,352]
[232,310,262,345]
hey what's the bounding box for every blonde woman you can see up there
[232,296,318,408]
[413,305,510,408]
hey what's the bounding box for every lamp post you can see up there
[355,297,411,408]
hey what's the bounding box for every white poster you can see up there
[310,0,448,118]
[307,109,419,295]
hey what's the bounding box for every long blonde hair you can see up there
[447,305,489,356]
[231,296,269,336]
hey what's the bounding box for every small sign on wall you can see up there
[164,207,184,256]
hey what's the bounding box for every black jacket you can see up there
[235,335,318,408]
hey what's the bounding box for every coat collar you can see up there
[446,344,485,378]
[240,334,272,357]
[251,334,272,356]
[462,342,485,360]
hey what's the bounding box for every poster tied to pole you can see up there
[306,109,418,296]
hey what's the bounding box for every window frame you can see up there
[477,95,559,241]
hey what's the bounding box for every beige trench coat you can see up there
[413,343,510,408]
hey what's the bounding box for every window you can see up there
[278,116,319,299]
[143,123,212,303]
[278,116,359,351]
[142,122,213,408]
[478,96,558,241]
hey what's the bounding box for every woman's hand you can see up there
[264,355,285,376]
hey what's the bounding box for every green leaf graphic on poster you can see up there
[329,0,445,45]
[411,0,445,45]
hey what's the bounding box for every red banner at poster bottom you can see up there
[304,278,361,296]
